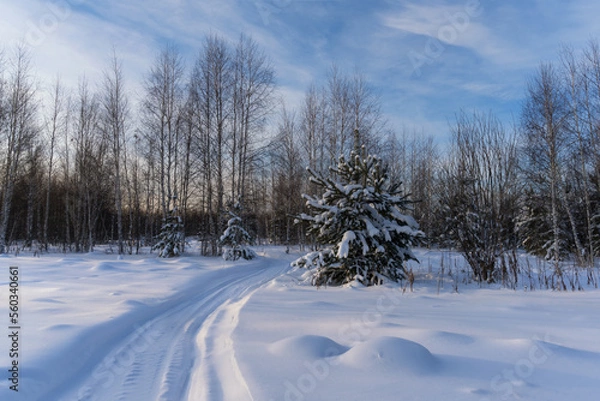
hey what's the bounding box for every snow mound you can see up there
[90,261,123,271]
[339,336,438,374]
[536,340,600,360]
[268,335,348,359]
[429,330,475,345]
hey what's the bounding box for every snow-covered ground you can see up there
[0,246,599,400]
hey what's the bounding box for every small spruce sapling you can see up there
[153,206,184,258]
[219,198,257,261]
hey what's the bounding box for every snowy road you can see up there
[20,255,290,401]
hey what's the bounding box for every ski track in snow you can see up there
[24,256,289,401]
[187,294,255,401]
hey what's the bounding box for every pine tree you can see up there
[153,207,184,258]
[518,188,570,261]
[218,199,256,261]
[294,151,423,287]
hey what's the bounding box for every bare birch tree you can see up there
[521,63,570,281]
[326,65,351,163]
[300,83,329,176]
[270,105,305,246]
[560,45,594,265]
[42,77,64,250]
[231,34,275,201]
[141,45,185,221]
[189,35,232,255]
[101,52,129,254]
[69,79,109,252]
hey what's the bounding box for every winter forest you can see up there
[3,34,600,283]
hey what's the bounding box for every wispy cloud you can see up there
[1,0,599,143]
[381,2,530,68]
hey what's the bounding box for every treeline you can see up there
[0,34,280,255]
[0,33,388,255]
[2,35,600,275]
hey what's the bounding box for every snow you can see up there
[361,217,379,237]
[337,336,438,374]
[0,246,599,400]
[336,231,356,258]
[268,335,348,360]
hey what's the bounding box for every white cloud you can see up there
[381,2,531,67]
[460,82,522,101]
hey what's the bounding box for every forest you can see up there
[2,34,600,278]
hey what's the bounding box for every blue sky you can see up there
[2,0,600,142]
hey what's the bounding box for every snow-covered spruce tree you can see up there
[153,207,184,258]
[294,151,423,287]
[218,199,256,261]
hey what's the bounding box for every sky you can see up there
[2,0,600,143]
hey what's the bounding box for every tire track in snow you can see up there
[27,257,289,401]
[187,293,256,401]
